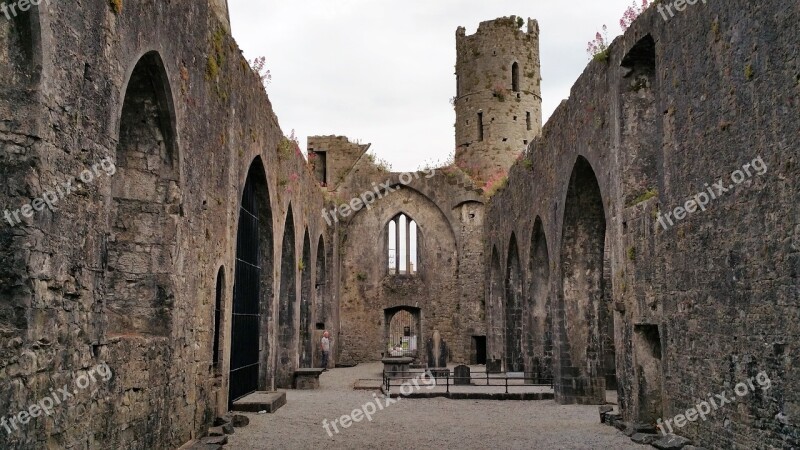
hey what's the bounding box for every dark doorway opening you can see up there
[473,336,487,365]
[230,167,263,405]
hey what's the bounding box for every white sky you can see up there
[229,0,636,172]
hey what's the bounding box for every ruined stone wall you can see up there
[485,1,798,448]
[0,1,333,448]
[333,157,486,365]
[454,16,543,184]
[307,135,370,189]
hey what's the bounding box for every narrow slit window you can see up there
[512,62,520,92]
[478,112,484,142]
[526,112,532,131]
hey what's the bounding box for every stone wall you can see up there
[307,135,370,189]
[0,1,333,448]
[484,1,798,448]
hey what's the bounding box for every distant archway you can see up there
[299,229,312,368]
[384,306,421,358]
[275,206,297,388]
[505,234,523,372]
[489,247,504,362]
[527,218,552,384]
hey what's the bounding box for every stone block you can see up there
[630,433,659,445]
[652,434,692,450]
[201,435,228,445]
[598,405,613,422]
[232,414,250,428]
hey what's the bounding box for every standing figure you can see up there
[321,331,332,370]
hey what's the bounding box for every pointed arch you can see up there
[386,212,419,275]
[299,229,313,368]
[213,266,225,375]
[314,235,327,328]
[275,205,297,387]
[107,51,180,338]
[559,156,607,403]
[229,157,274,405]
[488,246,504,361]
[527,217,552,384]
[505,233,523,372]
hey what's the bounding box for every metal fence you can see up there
[383,368,554,394]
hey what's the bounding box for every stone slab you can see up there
[231,391,287,413]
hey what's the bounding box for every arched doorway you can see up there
[384,306,421,358]
[229,159,273,406]
[299,229,312,368]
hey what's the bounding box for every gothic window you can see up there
[387,214,418,275]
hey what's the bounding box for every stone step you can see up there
[231,391,287,413]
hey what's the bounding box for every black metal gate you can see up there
[229,179,261,405]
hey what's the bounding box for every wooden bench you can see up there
[293,368,324,390]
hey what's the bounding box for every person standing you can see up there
[321,331,332,370]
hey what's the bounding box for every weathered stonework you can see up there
[455,16,543,183]
[0,1,334,448]
[0,1,796,449]
[485,1,798,448]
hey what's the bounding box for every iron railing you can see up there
[383,369,554,395]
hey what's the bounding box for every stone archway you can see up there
[558,156,608,404]
[229,158,274,405]
[526,217,552,384]
[505,234,524,372]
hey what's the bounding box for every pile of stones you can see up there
[188,414,251,449]
[599,406,705,450]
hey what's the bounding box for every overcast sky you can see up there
[229,0,636,172]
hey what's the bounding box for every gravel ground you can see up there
[226,363,645,450]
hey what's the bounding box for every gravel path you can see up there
[227,363,645,450]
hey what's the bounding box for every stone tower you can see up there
[454,16,543,184]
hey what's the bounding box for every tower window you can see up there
[478,112,484,142]
[512,62,520,92]
[526,112,532,131]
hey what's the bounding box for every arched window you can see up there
[387,213,418,275]
[512,62,520,92]
[213,267,225,374]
